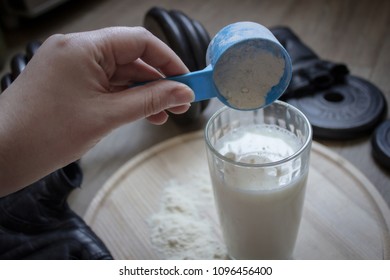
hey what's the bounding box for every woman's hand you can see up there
[0,26,194,194]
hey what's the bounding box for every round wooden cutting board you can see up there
[84,131,390,260]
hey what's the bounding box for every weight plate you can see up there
[1,73,12,92]
[372,120,390,169]
[144,7,202,124]
[191,18,212,112]
[11,53,28,80]
[26,41,41,61]
[192,19,211,63]
[169,10,205,71]
[169,10,211,112]
[286,75,387,139]
[144,7,197,71]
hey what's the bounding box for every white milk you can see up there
[210,124,307,259]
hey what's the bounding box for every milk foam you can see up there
[215,124,302,190]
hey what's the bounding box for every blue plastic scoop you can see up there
[156,22,291,110]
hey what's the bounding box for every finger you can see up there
[90,27,189,77]
[107,80,194,124]
[166,104,191,114]
[110,59,163,86]
[146,104,191,125]
[146,111,169,125]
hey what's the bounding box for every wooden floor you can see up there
[1,0,389,215]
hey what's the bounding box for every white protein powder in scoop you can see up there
[213,41,286,110]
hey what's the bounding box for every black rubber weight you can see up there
[144,7,202,124]
[170,11,211,111]
[144,7,197,71]
[192,19,211,64]
[169,10,205,71]
[11,53,28,80]
[287,75,387,140]
[26,41,41,61]
[1,73,12,92]
[372,120,390,170]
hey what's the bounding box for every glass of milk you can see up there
[205,101,312,259]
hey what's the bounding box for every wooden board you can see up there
[84,131,390,260]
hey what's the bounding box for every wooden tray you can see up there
[84,131,390,259]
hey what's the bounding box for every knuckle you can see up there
[43,34,80,60]
[132,26,150,37]
[46,33,72,49]
[143,87,166,117]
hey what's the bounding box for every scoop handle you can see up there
[167,65,216,102]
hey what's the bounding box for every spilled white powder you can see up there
[213,40,286,110]
[148,174,228,260]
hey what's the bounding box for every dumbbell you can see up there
[144,7,211,124]
[1,41,41,92]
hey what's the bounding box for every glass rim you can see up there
[204,100,313,168]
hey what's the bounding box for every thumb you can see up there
[109,80,195,124]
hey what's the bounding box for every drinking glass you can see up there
[205,100,312,259]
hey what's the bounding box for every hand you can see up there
[0,27,194,194]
